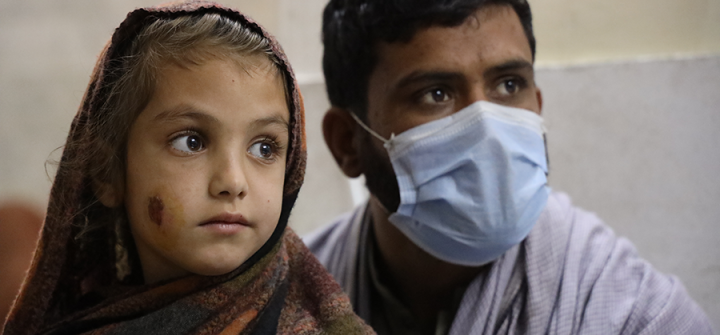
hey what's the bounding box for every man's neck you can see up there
[367,196,488,326]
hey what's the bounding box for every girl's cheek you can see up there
[146,194,183,251]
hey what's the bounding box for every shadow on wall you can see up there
[0,201,43,331]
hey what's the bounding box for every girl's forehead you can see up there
[162,50,279,76]
[143,56,290,128]
[155,52,287,106]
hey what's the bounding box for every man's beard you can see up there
[357,131,401,212]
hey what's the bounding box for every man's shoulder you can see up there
[529,191,614,257]
[528,191,671,300]
[303,208,356,250]
[303,204,365,268]
[528,191,633,265]
[522,192,715,334]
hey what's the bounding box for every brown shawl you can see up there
[2,2,373,334]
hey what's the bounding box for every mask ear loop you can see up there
[348,111,397,214]
[348,111,395,148]
[370,194,394,216]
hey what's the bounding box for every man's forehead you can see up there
[372,5,533,81]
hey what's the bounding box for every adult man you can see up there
[304,0,715,334]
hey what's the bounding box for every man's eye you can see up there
[248,140,276,160]
[171,134,204,153]
[419,88,451,104]
[496,79,522,96]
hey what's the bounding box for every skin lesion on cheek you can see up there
[144,193,184,252]
[148,196,164,226]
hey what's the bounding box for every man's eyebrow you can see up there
[249,115,290,131]
[484,59,534,78]
[395,71,465,90]
[394,59,533,89]
[153,105,220,124]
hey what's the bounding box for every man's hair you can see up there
[322,0,535,119]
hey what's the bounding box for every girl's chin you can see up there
[173,244,262,277]
[186,259,248,277]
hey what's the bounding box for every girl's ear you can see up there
[94,179,123,208]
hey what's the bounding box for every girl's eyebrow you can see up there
[153,104,220,124]
[153,104,288,130]
[249,115,290,131]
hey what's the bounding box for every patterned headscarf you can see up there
[3,2,372,334]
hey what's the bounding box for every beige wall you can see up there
[533,0,720,65]
[2,0,718,204]
[239,0,720,72]
[238,0,720,71]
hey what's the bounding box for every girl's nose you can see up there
[209,153,247,199]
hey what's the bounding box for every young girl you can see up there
[3,2,373,334]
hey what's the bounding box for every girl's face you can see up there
[123,55,289,284]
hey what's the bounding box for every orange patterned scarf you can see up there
[2,2,373,334]
[33,229,371,335]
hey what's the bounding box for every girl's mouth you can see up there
[199,213,252,234]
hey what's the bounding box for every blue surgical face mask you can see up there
[351,101,550,266]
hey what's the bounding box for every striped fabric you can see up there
[305,192,715,334]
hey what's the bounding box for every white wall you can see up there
[0,0,718,328]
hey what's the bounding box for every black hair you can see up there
[322,0,535,119]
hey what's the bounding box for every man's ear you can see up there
[323,107,363,178]
[93,179,123,208]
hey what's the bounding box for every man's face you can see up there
[366,4,540,138]
[359,4,541,210]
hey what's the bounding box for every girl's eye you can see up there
[171,134,205,153]
[248,140,276,160]
[419,88,451,104]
